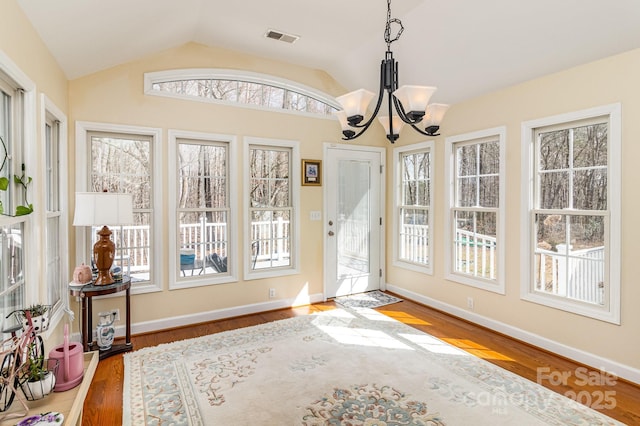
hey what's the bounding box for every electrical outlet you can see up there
[467,297,474,310]
[269,288,276,299]
[111,308,121,321]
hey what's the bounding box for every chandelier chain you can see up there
[384,0,404,49]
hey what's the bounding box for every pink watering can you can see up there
[49,324,84,391]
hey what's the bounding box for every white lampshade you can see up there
[423,103,450,127]
[73,192,134,227]
[393,85,437,114]
[332,110,352,132]
[336,89,375,118]
[377,115,405,137]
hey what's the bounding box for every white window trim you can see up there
[144,68,340,119]
[520,104,621,324]
[243,136,300,280]
[0,50,38,309]
[168,129,238,290]
[392,140,435,275]
[75,121,163,294]
[445,126,506,294]
[40,94,69,334]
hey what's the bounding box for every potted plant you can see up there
[9,304,52,334]
[18,342,57,401]
[0,136,33,216]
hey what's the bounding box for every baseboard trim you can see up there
[386,284,640,385]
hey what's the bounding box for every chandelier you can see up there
[334,0,449,143]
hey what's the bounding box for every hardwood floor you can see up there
[83,295,640,425]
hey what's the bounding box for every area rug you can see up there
[334,290,403,309]
[123,307,622,425]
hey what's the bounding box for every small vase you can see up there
[96,311,116,350]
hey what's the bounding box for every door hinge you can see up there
[379,268,383,277]
[380,165,384,174]
[380,217,382,226]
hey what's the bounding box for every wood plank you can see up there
[82,296,640,425]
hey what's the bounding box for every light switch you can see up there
[310,211,322,221]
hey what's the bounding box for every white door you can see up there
[324,145,384,298]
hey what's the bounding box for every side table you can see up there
[69,277,133,360]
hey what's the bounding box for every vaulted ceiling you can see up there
[17,0,640,105]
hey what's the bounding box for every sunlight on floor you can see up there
[316,325,414,350]
[377,309,432,326]
[442,338,514,361]
[399,333,469,356]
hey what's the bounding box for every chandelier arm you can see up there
[409,122,440,137]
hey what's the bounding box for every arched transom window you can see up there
[144,69,339,117]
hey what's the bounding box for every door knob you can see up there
[328,230,335,236]
[328,220,333,226]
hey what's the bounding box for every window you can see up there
[144,69,340,117]
[393,141,434,273]
[445,127,506,293]
[521,105,621,323]
[43,95,68,314]
[244,137,300,279]
[76,122,162,293]
[168,130,238,289]
[0,52,36,332]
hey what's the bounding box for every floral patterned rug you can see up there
[334,290,403,309]
[123,307,622,425]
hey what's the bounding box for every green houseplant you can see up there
[0,135,33,216]
[18,340,57,400]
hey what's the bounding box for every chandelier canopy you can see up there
[334,0,449,143]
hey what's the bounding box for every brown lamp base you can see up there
[93,225,116,286]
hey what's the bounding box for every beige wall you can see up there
[68,42,385,325]
[386,48,640,374]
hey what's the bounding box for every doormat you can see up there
[334,290,403,309]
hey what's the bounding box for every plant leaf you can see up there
[0,177,8,191]
[15,204,34,216]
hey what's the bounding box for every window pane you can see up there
[479,176,498,208]
[453,210,497,280]
[457,145,476,176]
[539,171,569,209]
[457,177,477,207]
[573,169,607,210]
[479,142,499,174]
[178,211,228,277]
[534,214,604,305]
[573,123,607,168]
[399,208,430,265]
[535,214,567,250]
[151,73,338,116]
[539,130,569,170]
[250,209,291,269]
[178,143,227,209]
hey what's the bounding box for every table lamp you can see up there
[73,192,133,285]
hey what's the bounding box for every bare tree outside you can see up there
[249,147,292,269]
[534,121,608,305]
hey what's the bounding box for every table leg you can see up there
[81,295,89,352]
[87,296,93,350]
[126,287,131,346]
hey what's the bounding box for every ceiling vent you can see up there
[265,29,299,44]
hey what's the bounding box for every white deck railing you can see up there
[454,229,497,280]
[536,244,604,305]
[110,218,291,274]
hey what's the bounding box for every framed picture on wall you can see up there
[302,159,322,186]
